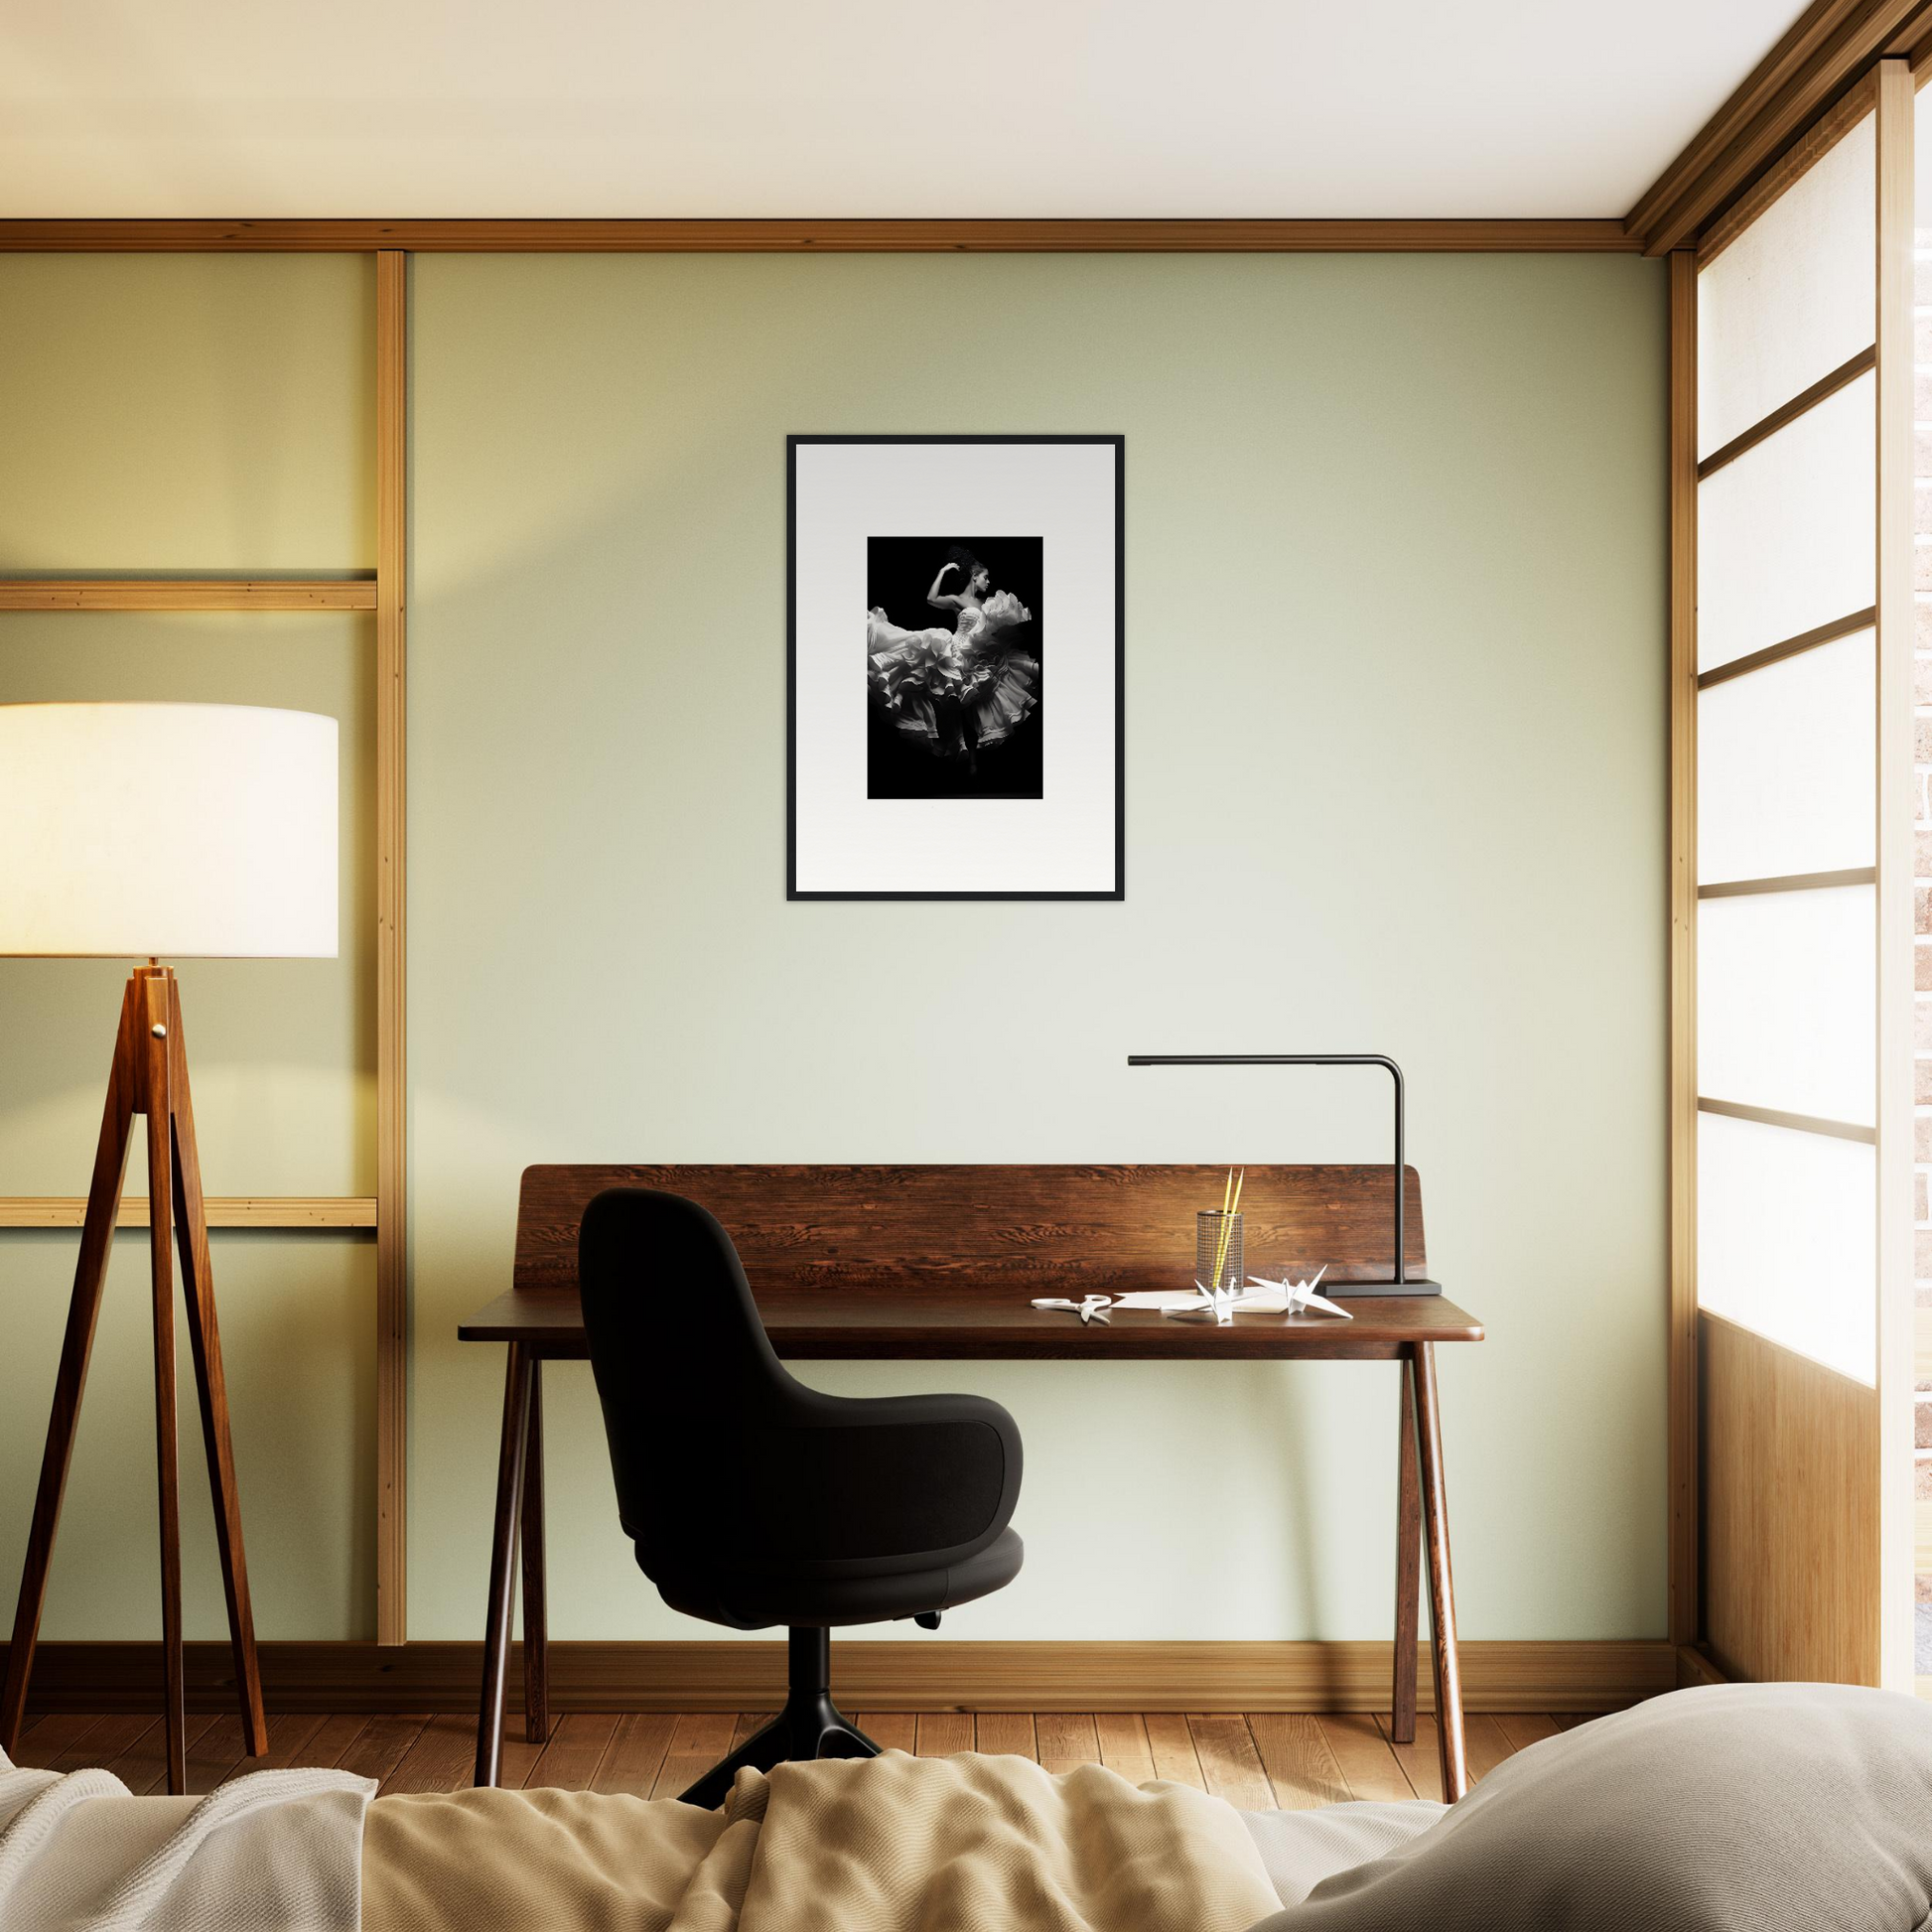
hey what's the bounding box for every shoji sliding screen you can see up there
[1677,64,1913,1690]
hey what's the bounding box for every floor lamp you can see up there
[0,703,339,1794]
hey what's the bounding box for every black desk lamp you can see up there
[1126,1053,1438,1297]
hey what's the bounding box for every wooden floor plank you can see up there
[1372,1711,1443,1802]
[1143,1712,1207,1790]
[95,1717,164,1786]
[240,1713,329,1775]
[336,1715,429,1788]
[729,1712,774,1753]
[651,1713,734,1799]
[1093,1712,1154,1786]
[1035,1712,1100,1776]
[1187,1715,1275,1812]
[496,1734,546,1789]
[853,1712,918,1754]
[914,1711,974,1757]
[290,1714,376,1773]
[1495,1713,1562,1754]
[11,1713,102,1765]
[591,1713,676,1795]
[381,1714,479,1795]
[528,1712,621,1791]
[115,1714,218,1796]
[974,1712,1037,1760]
[1461,1715,1521,1784]
[185,1715,257,1795]
[1247,1712,1350,1811]
[1314,1715,1415,1804]
[50,1712,153,1773]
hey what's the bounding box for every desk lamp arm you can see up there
[1125,1053,1407,1287]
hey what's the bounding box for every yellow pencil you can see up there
[1209,1166,1241,1290]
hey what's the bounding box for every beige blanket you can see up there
[364,1749,1283,1932]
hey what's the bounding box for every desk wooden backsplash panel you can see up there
[513,1165,1428,1294]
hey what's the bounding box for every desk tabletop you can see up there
[459,1284,1482,1361]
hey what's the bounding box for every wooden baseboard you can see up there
[4,1639,1675,1717]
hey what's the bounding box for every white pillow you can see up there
[1248,1684,1932,1932]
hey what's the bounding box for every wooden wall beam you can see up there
[1668,248,1700,1650]
[1626,0,1932,255]
[0,1197,376,1230]
[374,251,409,1649]
[0,579,374,612]
[0,217,1641,255]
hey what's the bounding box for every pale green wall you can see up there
[0,249,1667,1648]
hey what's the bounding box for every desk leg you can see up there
[475,1342,531,1789]
[1411,1340,1467,1801]
[520,1359,550,1745]
[1392,1351,1421,1745]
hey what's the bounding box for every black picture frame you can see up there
[786,433,1125,901]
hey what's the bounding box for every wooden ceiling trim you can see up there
[0,217,1640,255]
[1626,0,1931,256]
[1693,69,1877,267]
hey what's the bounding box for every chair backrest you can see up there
[578,1188,801,1565]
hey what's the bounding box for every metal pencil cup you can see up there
[1196,1210,1244,1291]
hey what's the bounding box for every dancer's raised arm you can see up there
[925,561,963,611]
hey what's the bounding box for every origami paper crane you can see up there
[1104,1264,1353,1325]
[1030,1295,1114,1325]
[1242,1265,1353,1320]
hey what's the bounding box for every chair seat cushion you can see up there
[656,1528,1024,1631]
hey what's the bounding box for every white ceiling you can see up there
[2,0,1805,219]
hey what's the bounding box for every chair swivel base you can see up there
[679,1625,880,1809]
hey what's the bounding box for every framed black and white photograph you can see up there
[787,435,1123,899]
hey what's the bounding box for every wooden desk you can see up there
[460,1165,1484,1798]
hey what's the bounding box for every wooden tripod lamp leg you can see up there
[1,968,267,1793]
[166,978,268,1756]
[142,972,188,1797]
[0,979,139,1755]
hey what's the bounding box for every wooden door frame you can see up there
[1667,58,1918,1692]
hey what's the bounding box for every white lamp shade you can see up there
[0,703,338,958]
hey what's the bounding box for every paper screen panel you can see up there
[1698,1109,1874,1383]
[1698,113,1873,459]
[1698,885,1874,1127]
[1698,371,1874,675]
[1697,629,1874,884]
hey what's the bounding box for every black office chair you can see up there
[579,1187,1025,1807]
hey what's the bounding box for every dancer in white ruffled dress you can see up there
[867,546,1037,773]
